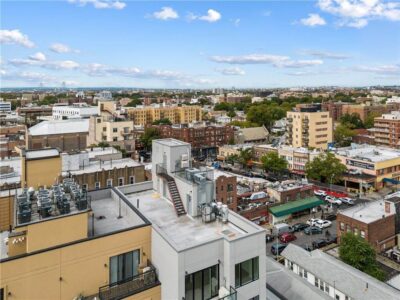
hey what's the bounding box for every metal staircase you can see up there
[156,164,186,217]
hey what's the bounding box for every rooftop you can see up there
[25,148,60,160]
[338,199,394,224]
[154,138,190,147]
[265,256,330,300]
[335,144,400,163]
[0,157,21,186]
[28,119,89,136]
[282,244,400,300]
[121,182,264,251]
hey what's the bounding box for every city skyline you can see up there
[1,0,399,88]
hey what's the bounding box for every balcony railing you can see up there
[219,286,237,300]
[98,262,160,300]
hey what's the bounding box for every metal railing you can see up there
[219,286,237,300]
[99,263,159,300]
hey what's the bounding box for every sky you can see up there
[1,0,399,88]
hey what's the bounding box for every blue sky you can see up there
[1,0,399,88]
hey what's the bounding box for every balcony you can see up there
[98,261,160,300]
[218,286,237,300]
[120,130,133,136]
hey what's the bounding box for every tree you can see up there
[339,233,385,281]
[364,112,381,129]
[228,120,259,128]
[260,152,288,175]
[227,110,236,119]
[246,104,285,129]
[340,113,364,129]
[305,152,346,184]
[237,148,253,169]
[97,141,109,148]
[125,98,142,107]
[140,128,160,151]
[334,124,356,147]
[152,118,172,125]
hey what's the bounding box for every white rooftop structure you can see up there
[378,111,400,120]
[52,104,99,120]
[28,119,89,136]
[25,148,60,160]
[0,157,21,186]
[62,158,142,176]
[282,244,400,300]
[338,199,394,224]
[335,144,400,163]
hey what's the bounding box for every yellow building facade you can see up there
[287,111,333,150]
[127,105,202,126]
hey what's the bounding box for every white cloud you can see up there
[216,67,245,76]
[353,64,400,75]
[50,43,79,54]
[299,14,327,27]
[233,18,241,27]
[2,71,56,83]
[189,9,221,23]
[153,7,179,20]
[68,0,126,10]
[29,52,47,61]
[9,58,80,70]
[277,60,323,68]
[210,53,290,65]
[317,0,400,27]
[300,50,350,59]
[0,29,35,48]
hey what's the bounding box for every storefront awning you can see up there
[269,196,324,217]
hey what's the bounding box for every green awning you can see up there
[269,196,324,217]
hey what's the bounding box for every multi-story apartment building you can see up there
[26,119,89,151]
[52,103,99,120]
[215,174,237,211]
[321,101,345,121]
[373,111,400,149]
[126,105,202,126]
[0,101,12,113]
[286,110,333,150]
[333,144,400,190]
[341,103,399,122]
[0,124,25,159]
[336,199,396,252]
[0,185,161,300]
[88,115,134,144]
[153,123,234,158]
[281,244,400,300]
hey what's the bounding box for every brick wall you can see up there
[215,175,237,211]
[28,133,88,151]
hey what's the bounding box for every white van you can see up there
[273,223,293,236]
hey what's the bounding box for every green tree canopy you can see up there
[260,152,288,174]
[305,152,346,184]
[340,113,364,129]
[334,123,356,147]
[152,118,172,125]
[140,128,160,151]
[227,110,236,118]
[246,104,286,129]
[237,148,253,169]
[364,112,381,129]
[125,98,142,107]
[339,233,385,281]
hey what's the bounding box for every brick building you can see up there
[215,175,237,211]
[153,123,234,158]
[27,119,89,151]
[267,181,314,203]
[336,199,396,252]
[0,125,25,158]
[321,101,345,121]
[373,111,400,149]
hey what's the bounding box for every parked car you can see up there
[302,244,313,251]
[306,218,322,226]
[314,190,327,196]
[304,226,323,235]
[340,197,355,205]
[292,223,309,232]
[325,196,342,205]
[315,220,332,229]
[323,214,336,221]
[271,243,287,255]
[279,232,297,243]
[326,234,337,244]
[266,234,275,243]
[273,223,294,236]
[312,239,328,249]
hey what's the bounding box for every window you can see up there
[227,184,234,192]
[113,128,117,133]
[0,288,4,300]
[249,297,259,300]
[107,179,113,187]
[113,137,118,142]
[235,257,259,288]
[361,230,366,239]
[129,176,135,184]
[95,182,100,190]
[118,177,124,186]
[354,228,359,236]
[335,295,340,300]
[185,264,219,300]
[82,184,88,191]
[103,127,106,132]
[314,277,319,287]
[325,285,330,293]
[227,196,233,204]
[110,250,140,285]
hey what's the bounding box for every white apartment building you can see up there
[0,101,12,113]
[281,244,400,300]
[119,139,266,300]
[52,103,99,120]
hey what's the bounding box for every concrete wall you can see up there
[22,156,62,189]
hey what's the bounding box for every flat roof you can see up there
[0,157,21,186]
[153,138,190,147]
[123,187,263,251]
[25,148,59,160]
[282,244,400,300]
[335,145,400,163]
[28,119,89,136]
[338,199,394,224]
[62,158,143,176]
[269,197,324,217]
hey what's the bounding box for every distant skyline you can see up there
[1,0,399,88]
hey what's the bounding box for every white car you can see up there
[315,220,332,229]
[340,197,354,205]
[314,190,327,197]
[325,196,342,205]
[307,218,322,226]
